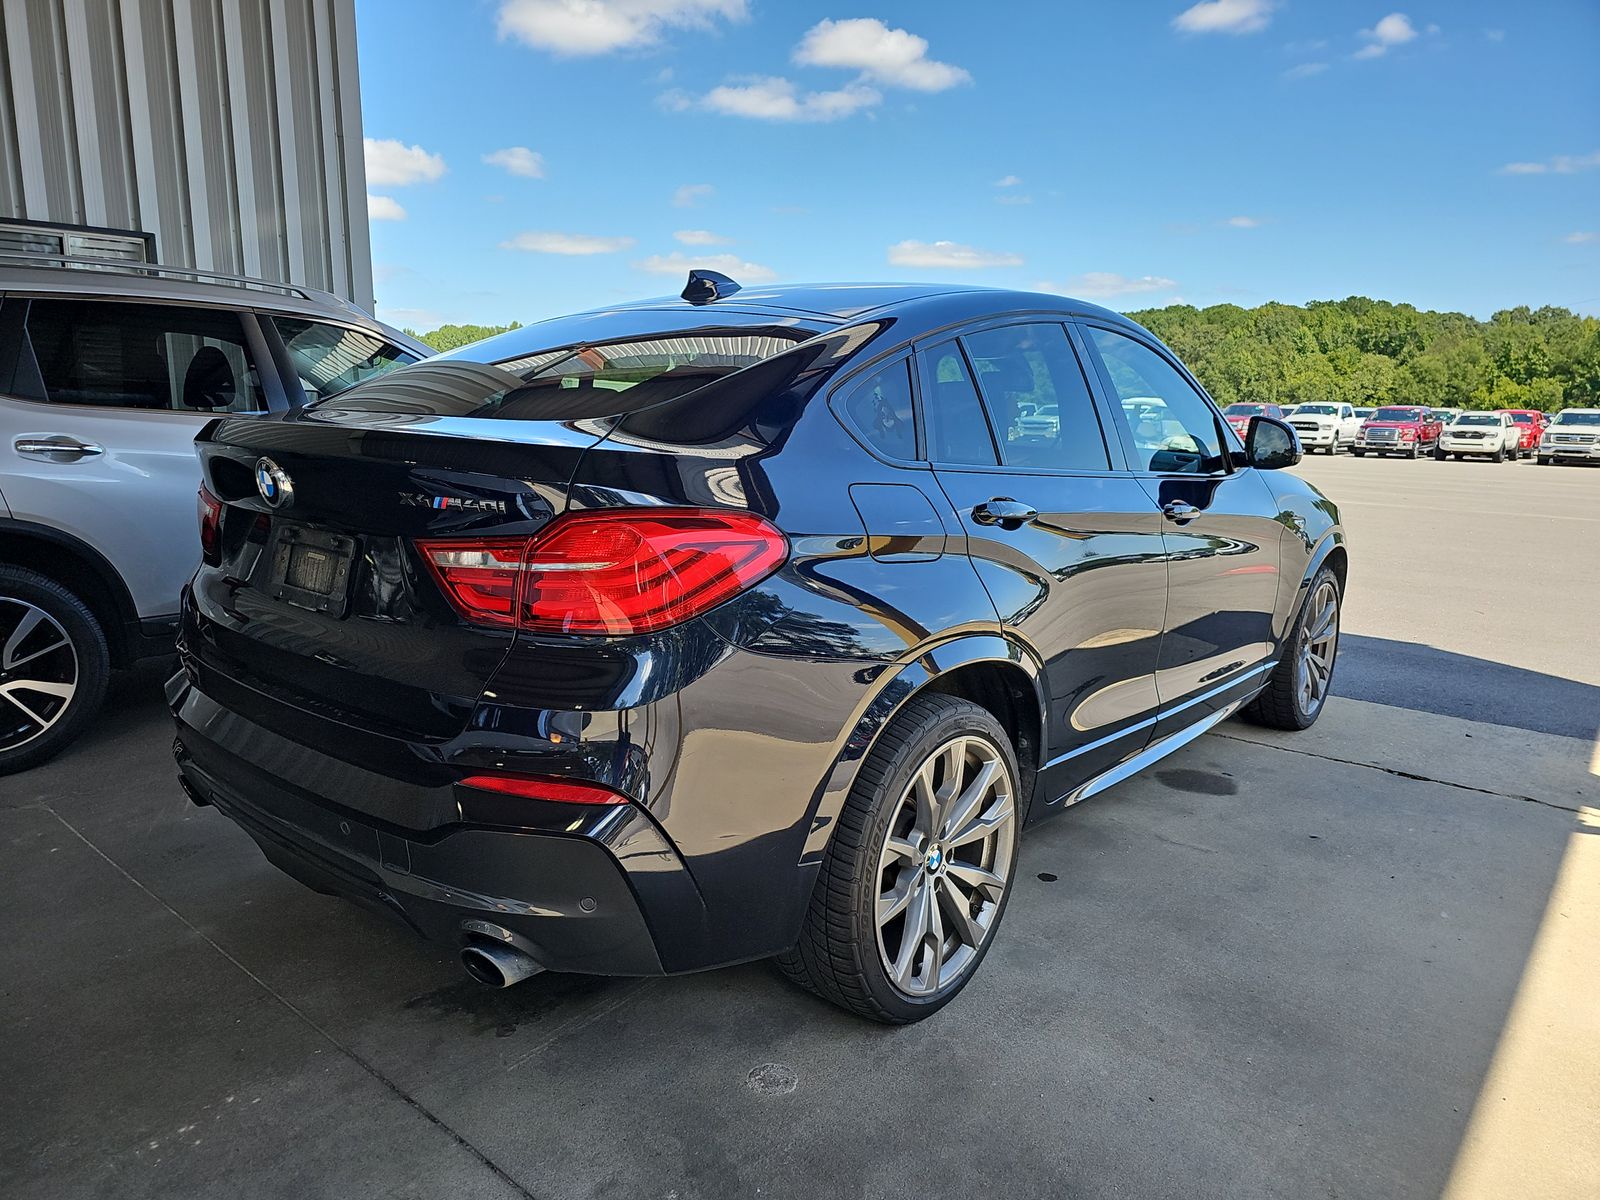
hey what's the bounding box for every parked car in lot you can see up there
[1436,411,1521,461]
[1222,402,1289,440]
[1497,408,1546,454]
[1014,402,1059,442]
[170,277,1347,1023]
[1287,402,1362,454]
[1352,405,1443,457]
[0,255,428,774]
[1353,407,1374,420]
[1430,408,1461,427]
[1538,408,1600,464]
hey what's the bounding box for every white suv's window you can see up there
[271,316,419,403]
[21,298,266,413]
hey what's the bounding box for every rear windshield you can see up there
[308,326,813,422]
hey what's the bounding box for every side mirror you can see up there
[1246,415,1301,470]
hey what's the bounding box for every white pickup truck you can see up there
[1287,402,1363,454]
[1436,411,1521,461]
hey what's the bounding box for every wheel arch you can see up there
[800,634,1048,865]
[0,519,139,666]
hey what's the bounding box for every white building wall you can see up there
[0,0,373,309]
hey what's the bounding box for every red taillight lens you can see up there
[417,539,529,628]
[417,508,787,636]
[456,774,628,805]
[198,485,223,565]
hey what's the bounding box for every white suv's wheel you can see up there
[0,567,110,775]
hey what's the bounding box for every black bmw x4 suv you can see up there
[171,276,1345,1023]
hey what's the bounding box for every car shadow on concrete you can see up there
[1335,632,1600,740]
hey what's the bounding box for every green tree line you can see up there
[406,298,1600,414]
[1126,297,1600,412]
[403,322,522,353]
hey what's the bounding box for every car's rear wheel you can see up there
[777,694,1020,1023]
[0,567,110,775]
[1434,447,1446,460]
[1243,565,1340,732]
[1351,448,1364,457]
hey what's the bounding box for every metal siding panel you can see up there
[4,0,369,304]
[330,0,369,309]
[0,10,24,214]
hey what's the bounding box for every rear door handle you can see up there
[971,498,1039,527]
[15,436,105,458]
[1162,500,1201,524]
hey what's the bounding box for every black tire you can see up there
[0,567,111,775]
[1242,564,1341,732]
[1433,447,1446,461]
[776,694,1021,1024]
[1351,448,1364,457]
[1537,456,1552,466]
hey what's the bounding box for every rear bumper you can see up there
[170,670,673,975]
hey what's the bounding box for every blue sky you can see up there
[355,0,1600,330]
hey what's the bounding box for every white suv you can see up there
[0,254,429,772]
[1538,408,1600,464]
[1287,402,1362,454]
[1436,411,1521,461]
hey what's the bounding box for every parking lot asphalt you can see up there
[4,454,1597,1200]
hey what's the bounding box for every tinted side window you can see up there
[921,342,997,466]
[272,316,419,403]
[962,323,1109,471]
[23,298,266,413]
[1085,327,1227,474]
[839,358,916,459]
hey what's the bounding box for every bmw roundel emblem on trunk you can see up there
[255,457,294,508]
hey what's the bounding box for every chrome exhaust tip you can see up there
[460,942,543,989]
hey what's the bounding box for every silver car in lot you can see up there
[0,255,428,772]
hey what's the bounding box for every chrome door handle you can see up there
[15,436,105,457]
[971,498,1039,527]
[1162,500,1200,524]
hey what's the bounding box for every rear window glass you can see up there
[272,317,418,402]
[310,327,811,422]
[839,358,916,459]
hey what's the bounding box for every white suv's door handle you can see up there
[15,437,105,458]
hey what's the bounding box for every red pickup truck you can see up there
[1496,409,1546,453]
[1222,403,1289,441]
[1352,405,1444,458]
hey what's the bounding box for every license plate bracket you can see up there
[269,526,356,616]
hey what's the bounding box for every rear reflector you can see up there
[456,774,628,805]
[198,485,223,566]
[417,508,787,636]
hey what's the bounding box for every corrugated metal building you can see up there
[0,0,373,309]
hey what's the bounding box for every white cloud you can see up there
[699,76,881,122]
[1498,150,1600,176]
[1284,61,1328,79]
[1226,215,1262,228]
[793,18,970,92]
[887,240,1023,270]
[1057,272,1180,299]
[483,146,546,178]
[364,138,446,186]
[993,175,1023,188]
[634,251,776,282]
[1565,231,1597,244]
[673,182,714,207]
[673,229,731,245]
[495,0,746,56]
[367,195,406,221]
[1172,0,1275,35]
[500,231,636,255]
[1356,12,1419,58]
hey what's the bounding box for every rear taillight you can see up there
[417,508,787,636]
[198,485,223,565]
